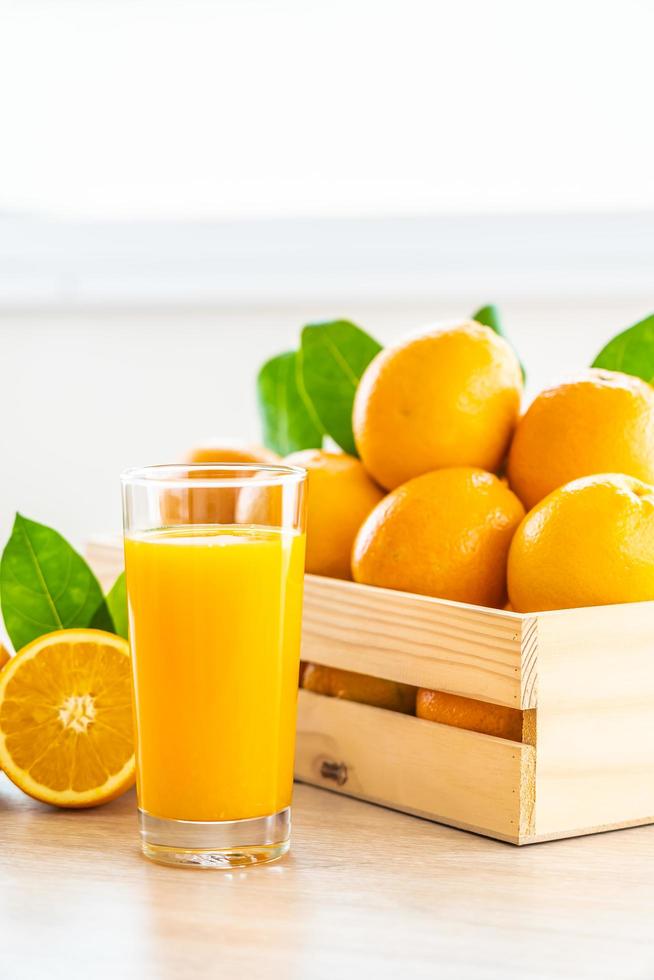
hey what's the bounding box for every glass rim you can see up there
[120,462,307,489]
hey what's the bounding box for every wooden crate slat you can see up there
[295,689,534,844]
[303,576,529,708]
[520,617,539,710]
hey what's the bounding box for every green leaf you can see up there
[473,304,503,335]
[299,320,382,455]
[591,312,654,383]
[0,513,112,651]
[106,572,129,640]
[89,596,115,633]
[472,304,526,382]
[257,351,324,455]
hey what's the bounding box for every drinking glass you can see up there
[121,463,307,868]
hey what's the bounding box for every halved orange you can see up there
[0,629,135,808]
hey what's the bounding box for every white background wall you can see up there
[2,0,654,220]
[1,0,653,551]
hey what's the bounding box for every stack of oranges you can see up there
[194,320,654,738]
[255,320,654,614]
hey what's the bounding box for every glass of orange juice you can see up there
[121,463,307,868]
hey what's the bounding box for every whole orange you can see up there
[302,663,416,715]
[508,473,654,612]
[416,689,524,741]
[352,320,522,489]
[507,369,654,510]
[162,443,282,526]
[352,467,525,608]
[284,449,384,580]
[185,442,281,465]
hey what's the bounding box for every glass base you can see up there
[138,806,291,869]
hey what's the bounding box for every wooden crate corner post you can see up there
[531,603,654,842]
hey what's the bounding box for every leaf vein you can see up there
[318,334,361,388]
[18,521,64,631]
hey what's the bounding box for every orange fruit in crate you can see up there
[302,663,416,715]
[507,370,654,509]
[416,689,523,741]
[352,321,523,489]
[163,444,281,526]
[352,467,525,608]
[281,450,384,579]
[185,442,281,466]
[0,629,135,808]
[508,473,654,612]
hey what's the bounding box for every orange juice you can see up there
[124,525,305,822]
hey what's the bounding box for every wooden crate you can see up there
[298,576,654,844]
[88,536,654,845]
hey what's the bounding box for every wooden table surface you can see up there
[2,776,653,980]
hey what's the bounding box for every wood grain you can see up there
[533,602,654,838]
[302,575,532,708]
[296,689,533,844]
[2,775,654,980]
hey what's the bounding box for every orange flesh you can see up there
[0,632,134,805]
